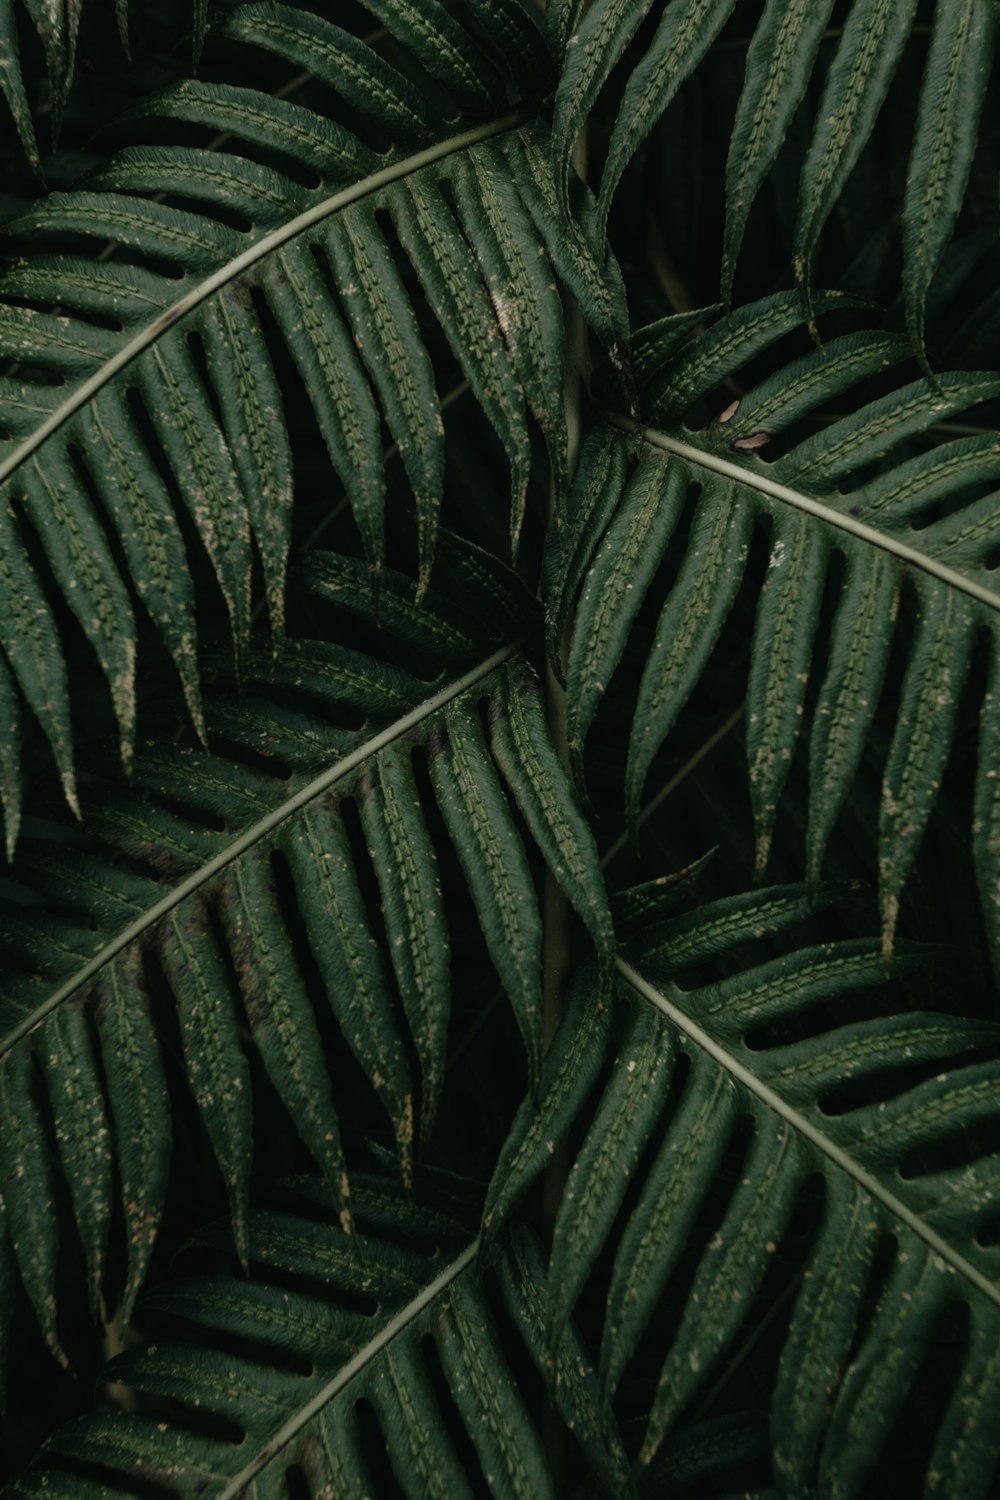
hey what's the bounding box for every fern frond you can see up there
[0,2,615,835]
[558,0,998,354]
[0,2,41,171]
[900,0,998,360]
[616,952,1000,1488]
[8,1177,630,1500]
[0,0,208,165]
[553,0,735,227]
[487,887,1000,1490]
[0,550,609,1364]
[556,296,1000,960]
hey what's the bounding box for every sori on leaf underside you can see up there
[0,1,999,1496]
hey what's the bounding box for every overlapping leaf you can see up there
[0,548,611,1374]
[4,1175,629,1500]
[0,2,622,839]
[3,3,998,1494]
[485,885,1000,1491]
[550,0,998,353]
[0,0,210,169]
[555,293,1000,962]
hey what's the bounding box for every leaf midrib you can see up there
[618,958,1000,1311]
[0,109,532,489]
[0,641,524,1057]
[215,1240,478,1500]
[601,411,1000,615]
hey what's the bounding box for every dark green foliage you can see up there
[1,2,998,1496]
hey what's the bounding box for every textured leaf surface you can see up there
[0,6,571,835]
[721,0,837,299]
[566,447,682,789]
[0,0,200,157]
[792,0,918,294]
[575,0,995,342]
[3,6,998,1493]
[0,543,600,1354]
[598,0,736,228]
[515,891,1000,1487]
[577,317,1000,957]
[902,0,999,359]
[12,1177,625,1500]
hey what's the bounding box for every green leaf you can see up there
[500,1225,633,1497]
[358,741,451,1147]
[716,331,911,448]
[0,601,549,1353]
[817,1246,967,1493]
[878,581,976,953]
[0,18,559,830]
[142,337,255,669]
[609,848,717,936]
[546,999,675,1342]
[588,309,1000,953]
[776,371,1000,486]
[645,290,866,421]
[531,902,1000,1481]
[4,7,1000,1489]
[724,0,840,284]
[792,0,917,296]
[428,692,544,1094]
[598,0,737,230]
[0,1042,66,1365]
[974,646,1000,983]
[0,498,77,817]
[903,0,999,361]
[160,909,254,1268]
[198,293,295,641]
[491,660,614,984]
[92,948,171,1324]
[566,446,682,790]
[263,242,386,586]
[624,471,753,836]
[220,4,442,147]
[501,123,632,369]
[630,881,853,968]
[451,145,568,502]
[133,79,379,180]
[632,304,722,381]
[544,424,632,683]
[14,1173,626,1499]
[848,433,1000,528]
[284,799,416,1179]
[463,0,555,97]
[218,845,349,1220]
[747,510,828,875]
[0,4,40,170]
[299,548,512,666]
[807,545,896,882]
[354,0,507,114]
[771,1175,881,1494]
[324,202,443,595]
[85,390,204,740]
[551,0,658,202]
[436,1274,554,1498]
[18,450,138,767]
[40,1005,113,1317]
[388,172,532,553]
[640,1112,807,1456]
[0,651,22,861]
[21,0,79,130]
[600,1049,744,1409]
[482,964,613,1241]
